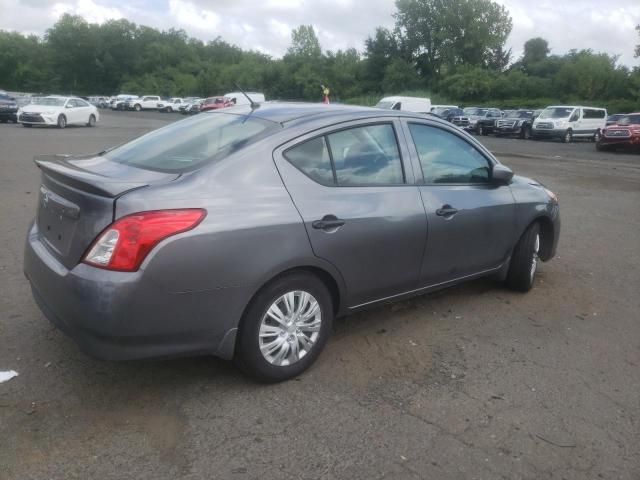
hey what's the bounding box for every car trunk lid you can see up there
[34,154,179,269]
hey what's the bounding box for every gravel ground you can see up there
[1,110,639,480]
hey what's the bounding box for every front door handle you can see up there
[312,214,345,230]
[436,205,458,217]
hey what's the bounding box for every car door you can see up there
[273,119,428,308]
[65,99,81,124]
[75,98,92,123]
[401,120,515,287]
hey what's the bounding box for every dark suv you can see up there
[495,110,536,139]
[432,107,470,128]
[0,94,18,123]
[464,108,503,135]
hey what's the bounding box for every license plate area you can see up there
[37,186,80,256]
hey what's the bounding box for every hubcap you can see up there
[259,290,321,367]
[530,234,540,281]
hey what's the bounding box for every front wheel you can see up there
[235,272,333,382]
[57,115,66,129]
[134,104,141,112]
[477,125,483,136]
[562,129,572,143]
[506,223,541,292]
[86,114,96,127]
[521,126,531,140]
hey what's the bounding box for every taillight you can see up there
[82,209,207,272]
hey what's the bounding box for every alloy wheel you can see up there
[258,290,322,367]
[530,234,540,282]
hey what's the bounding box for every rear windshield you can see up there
[105,112,279,173]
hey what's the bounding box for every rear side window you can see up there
[105,113,278,173]
[408,124,490,184]
[284,137,334,186]
[285,124,405,187]
[583,109,606,119]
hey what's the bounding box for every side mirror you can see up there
[492,163,513,185]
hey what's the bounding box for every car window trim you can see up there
[282,120,409,188]
[404,120,497,186]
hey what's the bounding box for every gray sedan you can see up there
[24,103,560,382]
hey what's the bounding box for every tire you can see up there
[562,129,572,143]
[86,114,96,127]
[593,129,601,143]
[477,125,483,136]
[506,222,541,292]
[481,126,489,136]
[134,104,141,112]
[57,115,66,129]
[167,106,173,113]
[521,126,531,140]
[235,272,334,382]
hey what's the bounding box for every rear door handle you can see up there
[312,214,345,230]
[436,205,458,217]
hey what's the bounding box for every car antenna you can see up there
[234,83,259,110]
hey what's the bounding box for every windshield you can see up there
[463,107,487,116]
[616,115,640,125]
[105,113,279,173]
[376,101,395,109]
[431,107,450,115]
[540,107,574,119]
[510,110,533,118]
[34,97,66,107]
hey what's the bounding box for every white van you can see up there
[376,96,431,114]
[532,106,607,143]
[224,92,265,106]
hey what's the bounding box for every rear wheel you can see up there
[235,272,333,382]
[57,115,66,129]
[562,129,572,143]
[506,222,541,292]
[86,114,96,127]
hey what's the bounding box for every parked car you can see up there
[463,107,503,135]
[185,99,205,115]
[431,104,458,112]
[178,97,199,113]
[125,95,161,111]
[224,91,265,107]
[18,96,99,128]
[88,96,109,109]
[112,95,137,110]
[532,106,607,143]
[605,114,627,126]
[0,93,18,123]
[597,113,640,151]
[376,96,431,113]
[157,97,184,113]
[200,96,233,112]
[23,103,560,382]
[431,107,470,128]
[495,110,536,139]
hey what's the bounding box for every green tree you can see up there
[287,25,322,58]
[523,37,550,65]
[382,58,422,93]
[394,0,512,80]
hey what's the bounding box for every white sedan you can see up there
[18,96,99,128]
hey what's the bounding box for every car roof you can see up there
[210,101,441,127]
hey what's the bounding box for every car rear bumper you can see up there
[24,222,244,361]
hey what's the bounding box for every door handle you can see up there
[312,215,345,230]
[436,205,458,217]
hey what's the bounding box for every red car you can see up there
[597,113,640,151]
[199,96,233,112]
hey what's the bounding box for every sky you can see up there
[1,0,639,67]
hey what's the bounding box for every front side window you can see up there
[328,124,404,186]
[408,124,491,184]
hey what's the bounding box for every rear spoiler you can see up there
[34,154,178,198]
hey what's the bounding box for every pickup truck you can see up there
[127,96,161,111]
[463,107,503,135]
[157,98,184,113]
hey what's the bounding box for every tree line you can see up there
[0,0,639,113]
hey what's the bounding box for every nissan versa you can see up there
[24,103,560,382]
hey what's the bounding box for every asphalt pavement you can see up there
[1,110,639,479]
